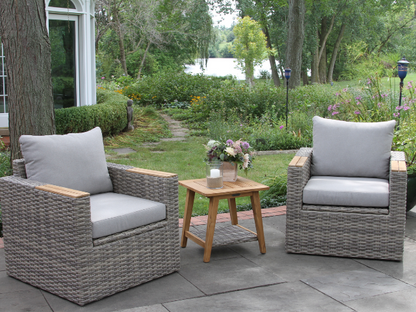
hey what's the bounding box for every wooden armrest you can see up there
[391,160,406,172]
[126,167,177,178]
[35,184,90,198]
[288,156,308,167]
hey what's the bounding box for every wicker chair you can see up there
[286,117,407,261]
[0,129,180,306]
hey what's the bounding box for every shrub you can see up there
[123,71,225,107]
[55,88,128,135]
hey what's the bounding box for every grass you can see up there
[104,106,171,150]
[106,133,294,218]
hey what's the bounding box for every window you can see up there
[49,17,78,108]
[49,0,76,9]
[0,44,7,114]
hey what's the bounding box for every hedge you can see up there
[55,88,129,135]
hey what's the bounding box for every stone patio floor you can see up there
[2,209,416,311]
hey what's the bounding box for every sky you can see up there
[210,4,239,28]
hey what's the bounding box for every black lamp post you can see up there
[285,68,291,128]
[398,56,409,109]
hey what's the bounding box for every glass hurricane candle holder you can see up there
[206,161,223,189]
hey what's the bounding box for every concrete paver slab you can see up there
[302,269,412,302]
[0,289,52,312]
[117,305,169,312]
[42,273,203,312]
[355,237,416,286]
[163,281,354,312]
[179,256,285,295]
[345,287,416,312]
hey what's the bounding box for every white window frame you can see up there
[0,44,8,127]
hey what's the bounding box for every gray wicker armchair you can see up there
[286,117,407,261]
[0,128,180,305]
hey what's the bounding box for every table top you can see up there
[179,176,269,197]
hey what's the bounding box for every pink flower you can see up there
[279,125,284,129]
[101,76,105,79]
[226,139,234,146]
[393,112,400,117]
[332,111,339,116]
[355,96,362,100]
[343,88,348,92]
[328,105,332,111]
[354,111,360,115]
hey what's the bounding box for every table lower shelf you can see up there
[188,224,258,247]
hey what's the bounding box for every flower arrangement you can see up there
[205,139,254,172]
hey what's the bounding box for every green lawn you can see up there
[107,136,294,217]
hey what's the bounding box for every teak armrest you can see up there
[288,155,308,167]
[126,167,177,178]
[35,184,90,198]
[391,160,406,172]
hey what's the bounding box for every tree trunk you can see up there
[328,23,346,84]
[245,60,255,87]
[319,44,327,84]
[311,41,319,84]
[0,0,55,160]
[302,70,308,86]
[112,5,127,76]
[137,41,151,79]
[263,24,280,87]
[286,0,306,89]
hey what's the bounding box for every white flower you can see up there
[207,140,220,148]
[225,147,237,156]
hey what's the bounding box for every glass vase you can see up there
[223,162,238,182]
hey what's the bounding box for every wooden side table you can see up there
[179,177,269,262]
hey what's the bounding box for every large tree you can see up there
[0,0,55,160]
[285,0,305,88]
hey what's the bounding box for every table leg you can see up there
[203,197,220,262]
[181,189,195,248]
[251,191,266,253]
[228,198,238,225]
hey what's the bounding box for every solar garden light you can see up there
[398,56,409,109]
[285,68,291,128]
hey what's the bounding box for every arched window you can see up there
[48,0,76,9]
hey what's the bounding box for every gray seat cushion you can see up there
[19,127,113,195]
[90,192,166,239]
[303,176,389,208]
[311,116,395,179]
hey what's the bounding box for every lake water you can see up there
[184,58,272,80]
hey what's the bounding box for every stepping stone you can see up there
[112,148,136,155]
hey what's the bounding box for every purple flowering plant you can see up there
[329,75,415,122]
[205,139,254,172]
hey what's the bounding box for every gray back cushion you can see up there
[311,116,395,179]
[20,127,113,195]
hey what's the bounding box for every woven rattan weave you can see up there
[0,159,180,305]
[286,148,407,261]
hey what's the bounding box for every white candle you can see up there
[210,169,221,178]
